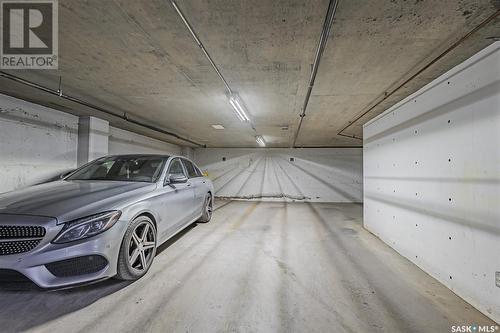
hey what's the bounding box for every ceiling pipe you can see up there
[291,0,339,148]
[337,8,500,140]
[0,71,205,147]
[170,0,232,95]
[170,0,261,140]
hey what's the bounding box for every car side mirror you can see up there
[165,174,188,187]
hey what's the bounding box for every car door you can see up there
[181,159,205,216]
[156,158,195,242]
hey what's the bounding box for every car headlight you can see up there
[52,211,122,244]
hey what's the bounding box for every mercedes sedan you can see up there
[0,154,214,288]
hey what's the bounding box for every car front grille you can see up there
[0,226,46,239]
[0,225,46,255]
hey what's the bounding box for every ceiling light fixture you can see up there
[255,135,266,147]
[171,1,262,135]
[229,99,245,122]
[228,94,250,122]
[211,124,225,130]
[171,0,253,124]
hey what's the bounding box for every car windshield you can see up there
[67,156,167,183]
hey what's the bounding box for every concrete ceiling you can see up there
[0,0,499,148]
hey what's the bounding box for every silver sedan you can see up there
[0,154,214,288]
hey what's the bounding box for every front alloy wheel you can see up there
[198,193,213,223]
[116,216,157,280]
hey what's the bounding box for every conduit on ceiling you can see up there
[0,71,205,147]
[337,8,500,141]
[170,0,231,95]
[291,0,340,148]
[170,0,260,134]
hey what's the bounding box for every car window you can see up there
[195,166,204,177]
[168,159,185,176]
[182,160,198,178]
[67,156,166,182]
[70,160,114,180]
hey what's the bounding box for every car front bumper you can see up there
[0,214,128,288]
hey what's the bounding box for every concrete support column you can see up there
[181,146,194,160]
[77,116,109,166]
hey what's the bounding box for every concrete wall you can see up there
[0,93,182,194]
[0,94,78,193]
[193,148,363,202]
[108,126,181,156]
[363,42,500,322]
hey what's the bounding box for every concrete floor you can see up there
[0,201,495,332]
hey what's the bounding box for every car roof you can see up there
[104,154,199,165]
[105,154,199,163]
[107,154,170,159]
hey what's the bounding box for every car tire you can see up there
[116,215,157,281]
[197,193,213,223]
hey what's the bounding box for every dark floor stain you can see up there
[340,227,358,236]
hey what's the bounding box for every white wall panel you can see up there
[363,42,500,322]
[0,94,78,193]
[194,148,363,202]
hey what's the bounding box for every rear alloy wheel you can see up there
[116,216,157,280]
[198,193,213,223]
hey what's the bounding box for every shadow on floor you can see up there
[0,222,198,333]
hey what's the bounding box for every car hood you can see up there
[0,180,157,224]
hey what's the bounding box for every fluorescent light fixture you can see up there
[228,94,250,122]
[255,135,265,147]
[211,124,225,130]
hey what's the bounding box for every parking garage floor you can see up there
[0,201,494,333]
